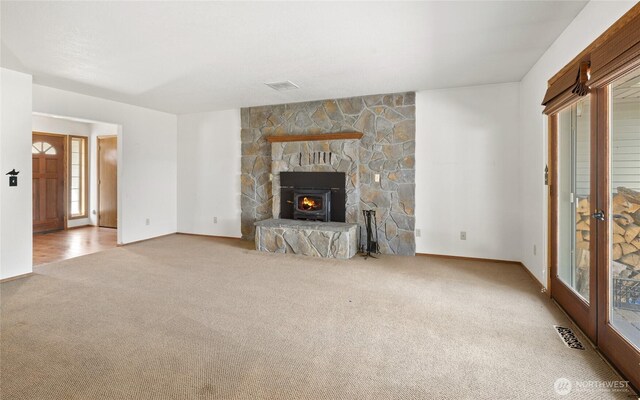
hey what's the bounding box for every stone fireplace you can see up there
[241,92,416,256]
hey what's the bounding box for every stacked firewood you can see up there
[575,197,591,267]
[574,197,591,296]
[612,187,640,279]
[575,187,640,281]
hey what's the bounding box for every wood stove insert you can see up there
[280,172,345,222]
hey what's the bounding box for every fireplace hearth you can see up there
[280,172,345,222]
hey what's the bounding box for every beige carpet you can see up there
[0,234,634,399]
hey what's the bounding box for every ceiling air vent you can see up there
[265,80,299,91]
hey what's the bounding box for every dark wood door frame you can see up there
[593,85,640,391]
[548,108,598,342]
[549,86,640,391]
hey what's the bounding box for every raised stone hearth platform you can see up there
[255,219,358,259]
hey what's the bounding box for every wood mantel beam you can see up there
[265,132,363,143]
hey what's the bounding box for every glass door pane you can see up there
[610,69,640,350]
[558,96,591,301]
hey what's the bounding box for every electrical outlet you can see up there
[374,173,380,183]
[145,218,150,226]
[460,231,466,240]
[415,228,421,237]
[214,217,218,224]
[533,245,537,255]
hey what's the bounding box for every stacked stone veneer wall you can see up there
[241,92,416,255]
[271,139,360,224]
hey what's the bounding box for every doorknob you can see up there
[592,210,605,221]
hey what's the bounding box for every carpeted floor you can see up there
[0,234,634,399]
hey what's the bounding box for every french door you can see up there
[551,67,640,389]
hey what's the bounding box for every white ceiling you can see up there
[1,1,587,114]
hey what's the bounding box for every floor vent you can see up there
[554,325,586,350]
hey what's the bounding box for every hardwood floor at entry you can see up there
[33,227,117,266]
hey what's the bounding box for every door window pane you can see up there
[68,136,87,217]
[558,96,591,300]
[31,141,57,155]
[610,68,640,350]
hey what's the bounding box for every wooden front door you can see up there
[98,136,118,228]
[32,133,66,233]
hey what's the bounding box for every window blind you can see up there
[542,4,640,115]
[542,59,590,115]
[589,11,640,86]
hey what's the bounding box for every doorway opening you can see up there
[32,113,120,266]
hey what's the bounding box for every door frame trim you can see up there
[547,79,640,391]
[594,85,640,390]
[548,104,599,342]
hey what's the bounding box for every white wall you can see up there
[519,1,636,287]
[415,83,521,261]
[177,109,241,238]
[32,85,178,244]
[1,68,33,279]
